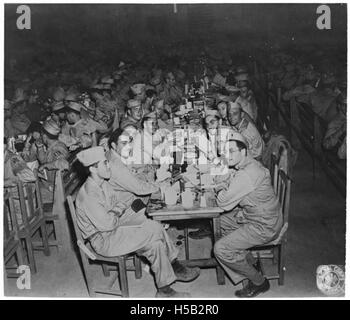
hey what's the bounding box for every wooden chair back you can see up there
[276,169,292,230]
[17,179,44,227]
[66,195,97,260]
[270,153,279,194]
[3,190,20,247]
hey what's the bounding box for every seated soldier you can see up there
[227,101,264,160]
[132,114,165,166]
[36,119,69,203]
[50,101,67,128]
[9,88,31,135]
[235,81,258,123]
[159,71,183,112]
[152,99,174,132]
[59,101,98,151]
[323,93,346,157]
[22,121,43,163]
[217,101,230,127]
[143,87,157,114]
[75,146,200,298]
[106,127,160,203]
[120,99,143,131]
[213,132,282,298]
[4,137,36,187]
[4,100,16,138]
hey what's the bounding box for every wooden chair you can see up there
[16,179,50,274]
[39,156,87,251]
[4,190,25,278]
[250,168,292,285]
[66,195,142,297]
[270,154,279,194]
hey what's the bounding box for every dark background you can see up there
[4,3,347,71]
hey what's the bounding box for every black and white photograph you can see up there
[1,1,348,300]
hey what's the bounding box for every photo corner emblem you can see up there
[316,265,345,296]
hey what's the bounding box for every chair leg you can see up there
[134,255,142,279]
[51,219,63,250]
[40,224,51,256]
[184,227,189,260]
[102,264,110,277]
[278,243,286,285]
[80,256,96,297]
[25,236,37,274]
[16,243,25,266]
[118,257,129,297]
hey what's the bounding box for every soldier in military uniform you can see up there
[159,72,183,111]
[6,89,31,136]
[213,132,282,298]
[50,101,67,128]
[75,146,200,297]
[4,100,16,138]
[59,101,99,151]
[37,119,69,203]
[120,99,143,131]
[235,81,258,123]
[227,101,264,160]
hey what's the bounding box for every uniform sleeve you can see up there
[83,192,119,232]
[110,163,159,196]
[217,171,255,211]
[46,144,69,170]
[243,124,264,159]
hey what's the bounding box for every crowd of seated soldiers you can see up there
[4,43,346,206]
[261,48,346,160]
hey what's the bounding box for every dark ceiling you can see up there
[4,3,347,71]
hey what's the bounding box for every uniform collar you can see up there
[235,155,254,170]
[110,149,129,166]
[87,176,104,189]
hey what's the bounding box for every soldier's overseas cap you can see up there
[52,101,66,112]
[66,101,83,113]
[127,99,141,109]
[227,131,248,149]
[228,101,242,111]
[42,119,61,137]
[77,146,106,167]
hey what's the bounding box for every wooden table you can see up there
[147,194,226,285]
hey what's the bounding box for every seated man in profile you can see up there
[159,71,183,111]
[75,146,200,297]
[213,132,282,298]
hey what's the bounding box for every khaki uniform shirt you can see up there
[75,177,123,239]
[236,118,264,160]
[217,156,282,236]
[106,150,159,208]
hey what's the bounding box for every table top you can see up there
[147,194,224,219]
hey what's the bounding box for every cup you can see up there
[164,187,178,206]
[182,189,195,208]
